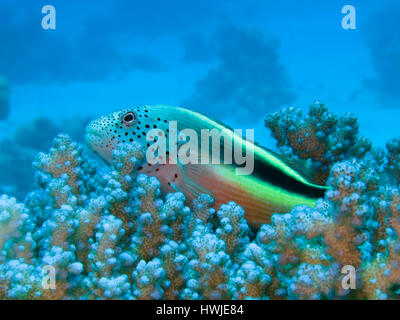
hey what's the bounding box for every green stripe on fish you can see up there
[169,106,327,197]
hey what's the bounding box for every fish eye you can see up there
[122,112,136,126]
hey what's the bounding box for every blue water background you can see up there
[0,0,399,199]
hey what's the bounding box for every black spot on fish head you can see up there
[88,106,177,162]
[131,105,173,143]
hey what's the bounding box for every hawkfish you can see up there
[85,105,328,227]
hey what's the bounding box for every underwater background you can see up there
[0,0,399,200]
[0,0,400,300]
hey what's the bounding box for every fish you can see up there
[85,105,329,227]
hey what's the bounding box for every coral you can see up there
[1,102,400,300]
[385,138,400,183]
[0,195,30,259]
[228,243,272,299]
[265,102,372,183]
[132,258,168,299]
[216,202,250,256]
[33,134,97,198]
[0,76,9,120]
[182,223,233,299]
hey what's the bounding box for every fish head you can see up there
[85,106,172,163]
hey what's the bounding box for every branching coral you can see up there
[0,102,400,300]
[0,195,31,260]
[265,102,372,183]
